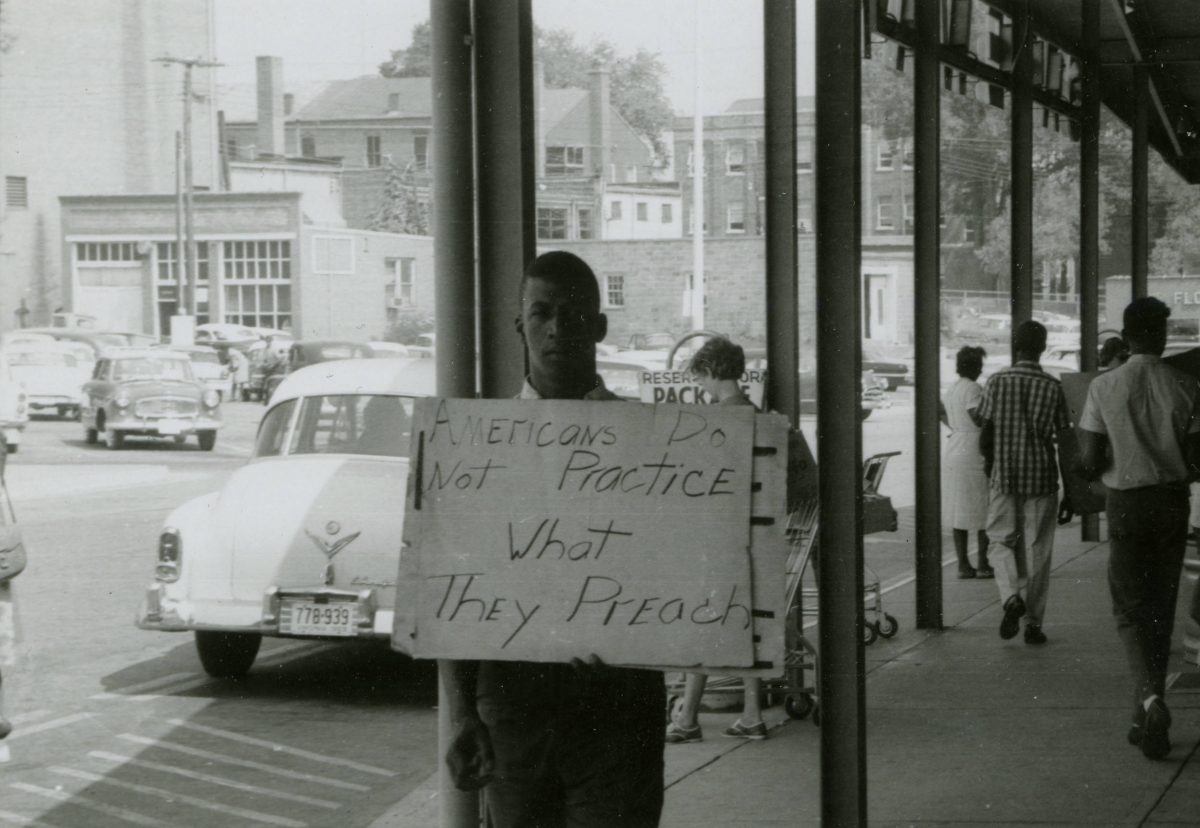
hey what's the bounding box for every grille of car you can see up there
[135,397,198,418]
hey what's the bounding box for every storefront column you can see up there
[1010,0,1034,334]
[814,0,866,823]
[1132,64,1149,300]
[913,0,942,629]
[762,0,799,422]
[1079,0,1102,541]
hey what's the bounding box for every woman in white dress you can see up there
[941,346,992,579]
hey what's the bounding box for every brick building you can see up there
[0,0,218,334]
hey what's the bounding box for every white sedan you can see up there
[6,341,91,418]
[136,357,435,677]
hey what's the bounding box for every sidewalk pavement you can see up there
[373,520,1200,827]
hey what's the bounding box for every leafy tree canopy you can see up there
[380,20,673,160]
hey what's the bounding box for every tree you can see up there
[369,162,429,236]
[379,22,674,161]
[378,21,431,78]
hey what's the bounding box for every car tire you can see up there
[105,428,124,450]
[5,443,16,455]
[195,631,261,678]
[240,388,250,402]
[859,408,871,421]
[173,435,187,444]
[85,426,98,444]
[197,430,217,451]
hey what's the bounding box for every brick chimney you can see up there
[256,56,285,158]
[589,63,612,181]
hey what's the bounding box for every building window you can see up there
[545,145,585,176]
[413,135,428,170]
[686,144,695,177]
[636,202,648,222]
[903,196,914,234]
[578,207,594,240]
[536,207,568,240]
[155,242,210,282]
[661,204,673,223]
[5,176,28,208]
[603,274,625,309]
[610,200,622,220]
[876,141,894,170]
[301,135,316,157]
[876,195,894,231]
[224,137,239,161]
[902,144,914,170]
[726,141,746,174]
[726,202,746,234]
[313,236,355,274]
[75,242,140,263]
[796,140,813,173]
[388,257,416,306]
[798,199,814,234]
[366,135,383,168]
[222,240,292,329]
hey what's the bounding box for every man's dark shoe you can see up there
[1142,698,1171,760]
[999,594,1026,640]
[976,565,995,579]
[1024,624,1047,645]
[958,566,977,579]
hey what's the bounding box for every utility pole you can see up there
[157,55,222,337]
[175,131,184,316]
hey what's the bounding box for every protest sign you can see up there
[637,368,767,408]
[394,399,760,668]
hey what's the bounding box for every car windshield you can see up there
[255,394,415,459]
[189,351,221,365]
[9,351,76,368]
[312,344,370,361]
[113,358,193,381]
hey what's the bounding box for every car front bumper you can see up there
[137,582,395,638]
[108,415,222,437]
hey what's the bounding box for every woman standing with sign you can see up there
[665,337,768,743]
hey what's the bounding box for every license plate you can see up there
[279,600,357,636]
[156,419,187,435]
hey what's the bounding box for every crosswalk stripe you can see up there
[166,718,397,776]
[10,710,53,726]
[92,672,198,699]
[51,766,307,828]
[6,713,95,742]
[0,808,66,827]
[9,783,167,827]
[118,734,371,791]
[88,750,341,809]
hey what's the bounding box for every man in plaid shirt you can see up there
[977,320,1070,645]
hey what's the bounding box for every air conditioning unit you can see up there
[389,297,409,308]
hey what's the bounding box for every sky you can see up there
[212,0,817,116]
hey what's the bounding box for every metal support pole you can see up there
[1079,0,1102,542]
[1010,0,1034,338]
[1132,64,1150,300]
[815,1,866,824]
[763,0,799,424]
[175,131,184,318]
[183,62,198,318]
[431,2,480,825]
[913,0,943,629]
[475,0,535,398]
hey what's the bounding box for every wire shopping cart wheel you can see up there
[785,693,814,720]
[862,619,878,646]
[876,614,899,639]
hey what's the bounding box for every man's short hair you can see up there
[955,345,986,377]
[520,251,600,309]
[688,336,745,381]
[1013,320,1047,355]
[1123,296,1170,340]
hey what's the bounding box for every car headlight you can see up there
[156,528,182,582]
[202,390,220,409]
[115,392,130,408]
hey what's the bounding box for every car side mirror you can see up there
[0,433,7,480]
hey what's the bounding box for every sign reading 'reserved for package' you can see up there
[394,398,757,669]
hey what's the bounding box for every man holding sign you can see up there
[441,252,666,826]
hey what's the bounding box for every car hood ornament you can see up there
[305,526,362,586]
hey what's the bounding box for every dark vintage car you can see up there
[262,340,375,404]
[81,349,222,450]
[861,345,912,391]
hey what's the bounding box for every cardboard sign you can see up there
[395,399,759,668]
[637,368,767,408]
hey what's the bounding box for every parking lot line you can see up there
[166,719,398,777]
[0,808,67,827]
[10,783,164,827]
[51,766,307,828]
[6,713,95,742]
[118,733,372,791]
[10,710,53,726]
[88,751,342,809]
[91,672,198,699]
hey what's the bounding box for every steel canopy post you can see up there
[1079,0,1102,542]
[430,2,480,826]
[815,1,866,824]
[913,0,943,629]
[1011,0,1034,338]
[475,0,535,398]
[763,0,799,424]
[1132,64,1150,300]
